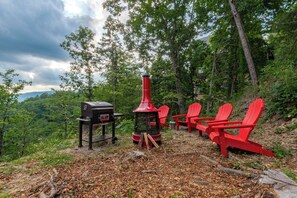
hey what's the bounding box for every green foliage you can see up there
[60,26,99,101]
[260,62,297,119]
[41,153,73,167]
[271,4,297,64]
[275,122,297,134]
[283,168,297,181]
[12,138,75,165]
[116,119,134,135]
[0,69,31,155]
[272,142,292,158]
[1,0,297,165]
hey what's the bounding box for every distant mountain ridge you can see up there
[18,91,54,102]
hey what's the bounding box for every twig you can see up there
[166,151,199,157]
[141,170,157,174]
[200,154,257,178]
[39,169,58,198]
[217,165,256,178]
[200,155,220,166]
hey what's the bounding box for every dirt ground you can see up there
[0,118,296,198]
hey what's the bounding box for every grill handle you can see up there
[92,107,114,110]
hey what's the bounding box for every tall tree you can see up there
[125,0,208,113]
[99,0,127,111]
[60,26,99,101]
[0,69,31,155]
[228,0,258,85]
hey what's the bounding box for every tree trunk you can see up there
[207,51,217,113]
[0,129,3,156]
[228,0,258,85]
[0,115,8,155]
[170,51,186,114]
[111,45,118,112]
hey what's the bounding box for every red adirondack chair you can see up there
[208,98,274,157]
[195,103,233,136]
[172,103,202,133]
[150,105,170,128]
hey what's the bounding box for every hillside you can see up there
[18,91,54,102]
[1,118,296,197]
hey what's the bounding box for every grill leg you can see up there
[102,125,106,138]
[79,121,83,147]
[89,123,93,150]
[112,121,116,144]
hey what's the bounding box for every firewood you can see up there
[143,133,150,150]
[138,133,144,148]
[147,134,159,148]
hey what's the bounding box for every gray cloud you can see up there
[0,0,98,90]
[0,0,91,61]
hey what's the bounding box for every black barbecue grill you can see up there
[78,101,121,150]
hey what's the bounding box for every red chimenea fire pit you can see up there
[132,75,161,147]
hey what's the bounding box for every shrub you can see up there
[272,142,292,158]
[260,61,297,119]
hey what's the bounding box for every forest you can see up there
[0,0,296,165]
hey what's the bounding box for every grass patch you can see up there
[244,160,267,170]
[40,153,73,167]
[272,142,292,158]
[0,193,10,198]
[0,139,76,177]
[103,134,134,155]
[283,168,297,181]
[275,122,297,134]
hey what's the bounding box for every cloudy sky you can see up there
[0,0,109,92]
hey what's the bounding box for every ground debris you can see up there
[2,130,282,197]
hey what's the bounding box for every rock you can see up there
[259,169,297,198]
[124,151,146,161]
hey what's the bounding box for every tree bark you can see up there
[207,51,217,113]
[228,0,258,85]
[0,129,3,155]
[0,114,8,155]
[170,50,186,114]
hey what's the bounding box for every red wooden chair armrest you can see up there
[172,114,186,118]
[206,119,228,124]
[187,115,199,119]
[208,120,242,126]
[212,124,256,130]
[194,117,215,122]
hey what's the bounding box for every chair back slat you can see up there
[186,103,202,123]
[238,99,264,141]
[215,103,233,121]
[158,105,170,125]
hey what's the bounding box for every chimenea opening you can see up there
[132,75,161,146]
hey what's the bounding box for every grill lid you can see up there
[133,75,158,112]
[82,102,113,110]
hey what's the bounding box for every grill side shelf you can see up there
[77,118,91,122]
